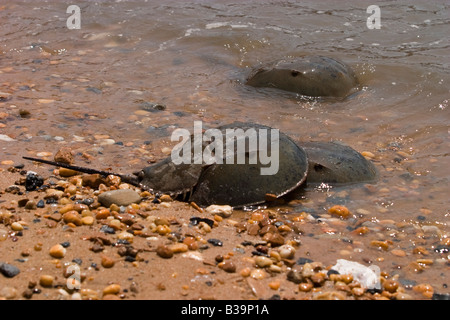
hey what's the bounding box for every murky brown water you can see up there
[1,0,449,298]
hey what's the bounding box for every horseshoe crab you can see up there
[23,123,376,208]
[299,141,377,184]
[23,122,309,208]
[246,56,359,98]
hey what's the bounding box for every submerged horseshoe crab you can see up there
[246,55,359,98]
[23,122,376,208]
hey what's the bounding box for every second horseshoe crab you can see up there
[246,55,359,98]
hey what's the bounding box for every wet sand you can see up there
[1,1,449,300]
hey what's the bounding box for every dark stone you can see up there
[286,269,303,284]
[296,257,314,265]
[207,239,223,247]
[37,200,45,208]
[327,269,340,276]
[190,217,214,228]
[434,245,450,254]
[432,293,450,300]
[100,225,116,234]
[72,258,83,266]
[25,172,44,191]
[0,262,21,278]
[60,241,70,248]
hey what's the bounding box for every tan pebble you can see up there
[268,280,280,290]
[64,184,78,195]
[25,200,37,210]
[49,244,66,258]
[101,255,115,268]
[59,168,79,177]
[156,245,173,259]
[169,243,188,254]
[250,268,267,280]
[361,151,375,159]
[391,249,406,257]
[156,224,171,235]
[255,256,273,268]
[269,265,282,273]
[267,233,285,247]
[383,280,399,293]
[59,204,74,214]
[80,288,99,300]
[413,283,434,298]
[370,240,390,251]
[103,284,121,296]
[0,286,18,299]
[352,287,365,296]
[311,272,326,286]
[39,275,54,288]
[328,205,351,219]
[11,222,24,231]
[38,99,55,104]
[198,221,212,233]
[205,205,233,218]
[63,211,82,226]
[412,246,429,255]
[240,267,251,277]
[154,217,170,226]
[218,261,236,273]
[416,259,433,265]
[299,282,313,292]
[109,219,122,230]
[117,231,134,243]
[340,274,353,284]
[81,216,94,225]
[159,194,173,202]
[96,208,111,220]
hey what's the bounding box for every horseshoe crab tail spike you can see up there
[22,156,141,187]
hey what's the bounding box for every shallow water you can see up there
[1,0,449,296]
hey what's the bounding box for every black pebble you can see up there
[25,172,44,191]
[72,258,83,266]
[432,293,450,300]
[0,262,21,278]
[207,239,223,247]
[60,241,71,248]
[190,217,214,228]
[296,257,314,265]
[100,225,115,234]
[37,200,45,208]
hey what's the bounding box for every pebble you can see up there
[98,189,141,207]
[250,268,267,280]
[39,275,54,287]
[103,284,121,296]
[0,287,18,299]
[218,261,236,273]
[49,244,66,259]
[255,256,273,268]
[11,222,24,231]
[328,205,351,219]
[169,243,188,254]
[0,262,21,278]
[54,147,74,164]
[278,244,296,259]
[156,245,173,259]
[101,255,115,268]
[63,211,82,226]
[205,205,233,218]
[267,233,285,247]
[81,216,94,225]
